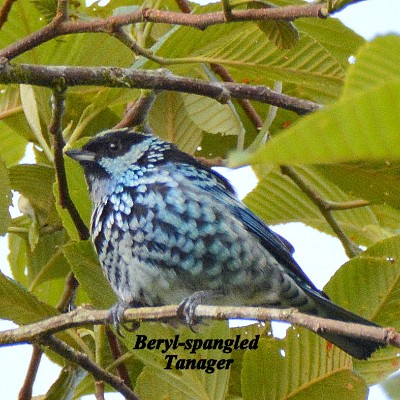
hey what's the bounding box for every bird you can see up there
[66,127,383,360]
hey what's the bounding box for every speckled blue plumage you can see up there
[67,128,383,359]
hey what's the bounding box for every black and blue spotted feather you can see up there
[67,128,383,359]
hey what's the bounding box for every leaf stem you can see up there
[280,165,362,257]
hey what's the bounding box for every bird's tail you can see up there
[307,291,384,360]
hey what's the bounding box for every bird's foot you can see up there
[177,291,219,332]
[109,302,140,336]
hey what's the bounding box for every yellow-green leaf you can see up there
[230,81,400,167]
[242,327,366,400]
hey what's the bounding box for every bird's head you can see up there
[66,127,234,202]
[66,128,174,199]
[66,128,171,177]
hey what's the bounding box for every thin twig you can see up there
[324,199,370,211]
[174,0,192,14]
[111,26,168,64]
[48,86,89,240]
[0,0,17,29]
[95,381,106,400]
[1,305,399,349]
[113,91,158,129]
[195,156,224,168]
[56,0,69,21]
[0,63,321,115]
[19,86,82,400]
[18,345,43,400]
[56,272,80,312]
[40,335,140,400]
[105,327,132,389]
[210,63,264,129]
[280,165,361,257]
[222,0,233,22]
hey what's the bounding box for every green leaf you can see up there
[231,81,400,166]
[325,235,400,382]
[8,163,55,214]
[55,156,92,241]
[244,166,392,246]
[25,230,67,285]
[8,225,29,286]
[247,1,299,49]
[242,327,366,400]
[183,93,244,139]
[317,162,400,210]
[149,92,243,154]
[230,35,400,167]
[326,236,400,328]
[0,158,11,236]
[0,86,30,165]
[148,92,204,154]
[45,366,87,400]
[133,322,231,400]
[0,270,59,324]
[142,2,350,101]
[271,0,364,68]
[326,0,371,14]
[343,35,400,98]
[63,241,116,309]
[20,85,52,161]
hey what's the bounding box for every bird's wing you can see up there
[172,159,324,295]
[203,173,324,295]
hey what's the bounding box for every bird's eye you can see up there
[108,141,121,153]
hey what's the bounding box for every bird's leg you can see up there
[109,301,141,336]
[177,290,220,332]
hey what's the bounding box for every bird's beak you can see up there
[65,149,96,164]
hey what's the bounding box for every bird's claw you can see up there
[109,302,140,336]
[177,291,218,332]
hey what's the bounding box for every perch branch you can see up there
[1,305,399,349]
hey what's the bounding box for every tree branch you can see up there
[0,62,321,115]
[40,335,140,400]
[0,4,326,60]
[1,305,399,349]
